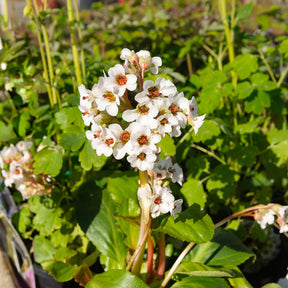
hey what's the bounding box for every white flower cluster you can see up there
[255,204,288,233]
[78,48,206,219]
[0,141,51,199]
[78,48,205,171]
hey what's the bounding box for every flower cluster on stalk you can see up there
[78,48,205,219]
[0,141,52,198]
[254,204,288,233]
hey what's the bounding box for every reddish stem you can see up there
[156,232,166,278]
[146,235,154,284]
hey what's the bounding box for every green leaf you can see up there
[235,116,265,134]
[236,81,254,100]
[58,125,85,152]
[236,2,253,21]
[231,54,258,80]
[227,266,253,288]
[193,120,221,143]
[12,207,31,234]
[0,121,16,143]
[198,87,222,115]
[33,148,62,177]
[206,165,239,205]
[54,247,77,261]
[158,134,176,157]
[86,270,149,288]
[261,284,283,288]
[171,276,230,288]
[106,172,139,203]
[34,235,56,263]
[115,198,140,250]
[153,204,214,243]
[50,262,78,282]
[29,196,65,236]
[55,106,83,129]
[18,110,31,137]
[251,73,277,91]
[279,39,288,54]
[181,179,207,207]
[79,139,107,171]
[245,90,270,115]
[267,128,288,145]
[228,145,258,167]
[174,262,234,279]
[270,140,288,167]
[76,182,127,268]
[185,228,255,266]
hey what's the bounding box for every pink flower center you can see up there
[138,105,149,114]
[154,196,162,204]
[103,91,116,102]
[138,152,146,161]
[116,75,127,86]
[138,135,148,145]
[105,138,114,146]
[148,86,161,98]
[120,131,130,142]
[169,104,180,114]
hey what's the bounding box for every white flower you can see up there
[135,77,177,105]
[255,209,275,229]
[137,50,152,73]
[122,101,159,129]
[78,84,95,110]
[150,56,162,74]
[93,78,120,116]
[130,125,161,154]
[90,127,116,157]
[120,48,138,67]
[188,96,198,119]
[168,163,184,186]
[188,114,206,136]
[150,186,175,218]
[106,64,137,96]
[108,123,134,160]
[78,105,97,126]
[127,147,157,171]
[171,199,183,219]
[166,92,189,128]
[156,113,178,135]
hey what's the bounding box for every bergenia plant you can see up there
[78,48,205,276]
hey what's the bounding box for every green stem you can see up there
[3,0,9,29]
[219,0,237,87]
[176,126,193,148]
[277,65,288,88]
[258,48,277,83]
[31,0,53,106]
[74,0,86,78]
[67,0,82,86]
[186,52,193,77]
[191,143,226,165]
[160,242,196,288]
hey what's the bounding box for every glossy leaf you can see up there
[86,270,149,288]
[153,204,214,243]
[171,276,230,288]
[185,228,255,266]
[76,182,127,269]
